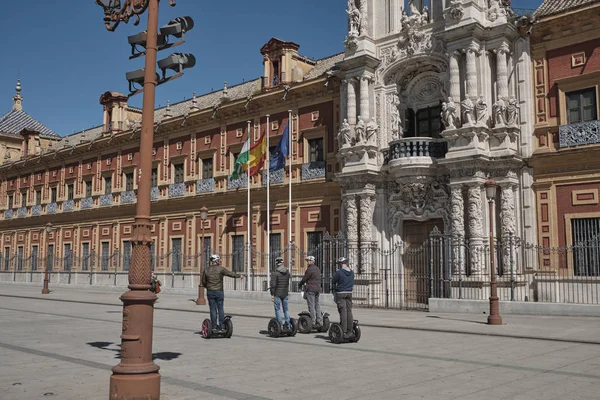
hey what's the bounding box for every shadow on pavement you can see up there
[86,341,182,360]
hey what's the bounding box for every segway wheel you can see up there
[319,315,331,333]
[298,315,312,334]
[268,318,281,338]
[352,325,361,343]
[329,323,343,344]
[224,318,234,338]
[201,319,212,339]
[288,318,298,337]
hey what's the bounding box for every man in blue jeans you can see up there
[201,254,244,330]
[270,257,291,328]
[298,255,323,328]
[332,256,355,339]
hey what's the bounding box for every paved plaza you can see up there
[1,284,600,399]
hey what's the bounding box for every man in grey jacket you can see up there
[201,254,244,330]
[270,257,291,328]
[298,255,323,327]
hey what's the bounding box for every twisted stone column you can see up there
[467,184,484,273]
[496,44,510,100]
[500,184,516,275]
[340,79,348,124]
[360,74,370,122]
[347,78,357,125]
[449,51,461,103]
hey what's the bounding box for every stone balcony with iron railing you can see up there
[196,178,215,194]
[99,194,113,207]
[32,205,42,216]
[17,207,27,217]
[262,168,285,185]
[4,209,13,219]
[227,174,248,190]
[81,197,93,209]
[151,186,159,201]
[121,190,136,204]
[168,182,185,198]
[559,120,600,149]
[47,202,57,214]
[385,137,448,166]
[301,161,326,181]
[63,199,75,212]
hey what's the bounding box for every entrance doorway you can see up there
[403,219,444,307]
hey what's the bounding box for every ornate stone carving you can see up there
[343,195,358,242]
[492,97,506,127]
[441,97,459,130]
[445,0,464,20]
[365,120,379,145]
[359,194,375,242]
[467,186,483,238]
[506,95,519,127]
[475,96,489,127]
[488,0,507,22]
[461,97,475,126]
[338,119,352,148]
[389,93,401,140]
[345,0,366,51]
[389,178,449,227]
[500,185,516,273]
[449,186,465,274]
[355,116,365,144]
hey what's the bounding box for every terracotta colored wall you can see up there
[556,182,600,247]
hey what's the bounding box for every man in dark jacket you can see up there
[332,256,354,339]
[201,254,244,330]
[298,255,323,327]
[270,257,291,328]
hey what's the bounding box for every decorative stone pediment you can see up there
[388,177,449,227]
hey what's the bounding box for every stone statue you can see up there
[441,102,453,130]
[365,120,379,145]
[421,6,429,23]
[339,118,352,148]
[355,116,366,144]
[506,95,519,127]
[492,96,506,127]
[408,0,421,17]
[346,0,361,36]
[475,96,488,127]
[461,96,475,126]
[446,97,459,128]
[390,94,401,139]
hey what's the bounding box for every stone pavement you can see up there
[1,283,600,399]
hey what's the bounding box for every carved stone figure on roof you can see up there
[346,0,362,36]
[492,96,506,127]
[461,96,475,126]
[365,120,379,145]
[355,116,366,144]
[475,96,488,127]
[506,95,520,127]
[390,93,401,139]
[339,118,352,148]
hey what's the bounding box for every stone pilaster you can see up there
[467,184,484,273]
[347,78,357,125]
[450,185,465,274]
[500,183,516,274]
[343,195,358,243]
[465,44,479,99]
[449,51,461,103]
[495,44,510,100]
[360,74,370,121]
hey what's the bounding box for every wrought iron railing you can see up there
[121,190,136,204]
[301,161,326,180]
[196,178,215,194]
[81,197,93,209]
[63,199,75,212]
[4,209,13,219]
[47,202,57,213]
[32,205,42,216]
[227,174,248,190]
[168,182,185,197]
[17,207,27,217]
[387,137,447,163]
[263,168,285,185]
[151,186,159,200]
[99,194,113,206]
[559,120,600,148]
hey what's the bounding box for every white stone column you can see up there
[340,79,348,124]
[449,51,461,102]
[467,184,484,273]
[465,45,479,99]
[495,44,510,100]
[450,185,465,274]
[360,74,370,122]
[347,78,357,125]
[500,183,516,275]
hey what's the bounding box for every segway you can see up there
[328,320,361,344]
[267,317,298,338]
[201,316,233,339]
[297,311,330,334]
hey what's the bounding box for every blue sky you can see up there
[0,0,541,137]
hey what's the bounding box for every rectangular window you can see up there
[270,233,282,270]
[47,245,54,272]
[81,243,90,271]
[17,246,23,271]
[8,194,13,209]
[125,173,134,191]
[416,105,442,138]
[572,218,600,276]
[85,180,93,198]
[171,238,182,272]
[151,168,158,187]
[101,242,110,271]
[67,184,74,201]
[122,241,131,271]
[308,138,324,163]
[104,176,112,195]
[307,231,323,270]
[174,164,184,184]
[21,191,27,207]
[31,245,38,271]
[35,190,41,205]
[3,247,9,270]
[567,88,597,124]
[51,187,57,203]
[202,158,213,179]
[64,244,72,271]
[232,235,245,273]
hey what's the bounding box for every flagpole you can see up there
[247,120,251,291]
[287,110,292,276]
[266,115,271,283]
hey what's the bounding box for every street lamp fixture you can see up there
[196,206,208,305]
[485,179,502,325]
[42,222,53,294]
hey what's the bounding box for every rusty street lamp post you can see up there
[41,222,53,294]
[95,0,177,398]
[485,179,502,325]
[196,205,208,305]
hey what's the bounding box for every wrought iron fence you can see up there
[1,231,599,308]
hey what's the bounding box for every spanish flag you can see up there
[230,130,267,179]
